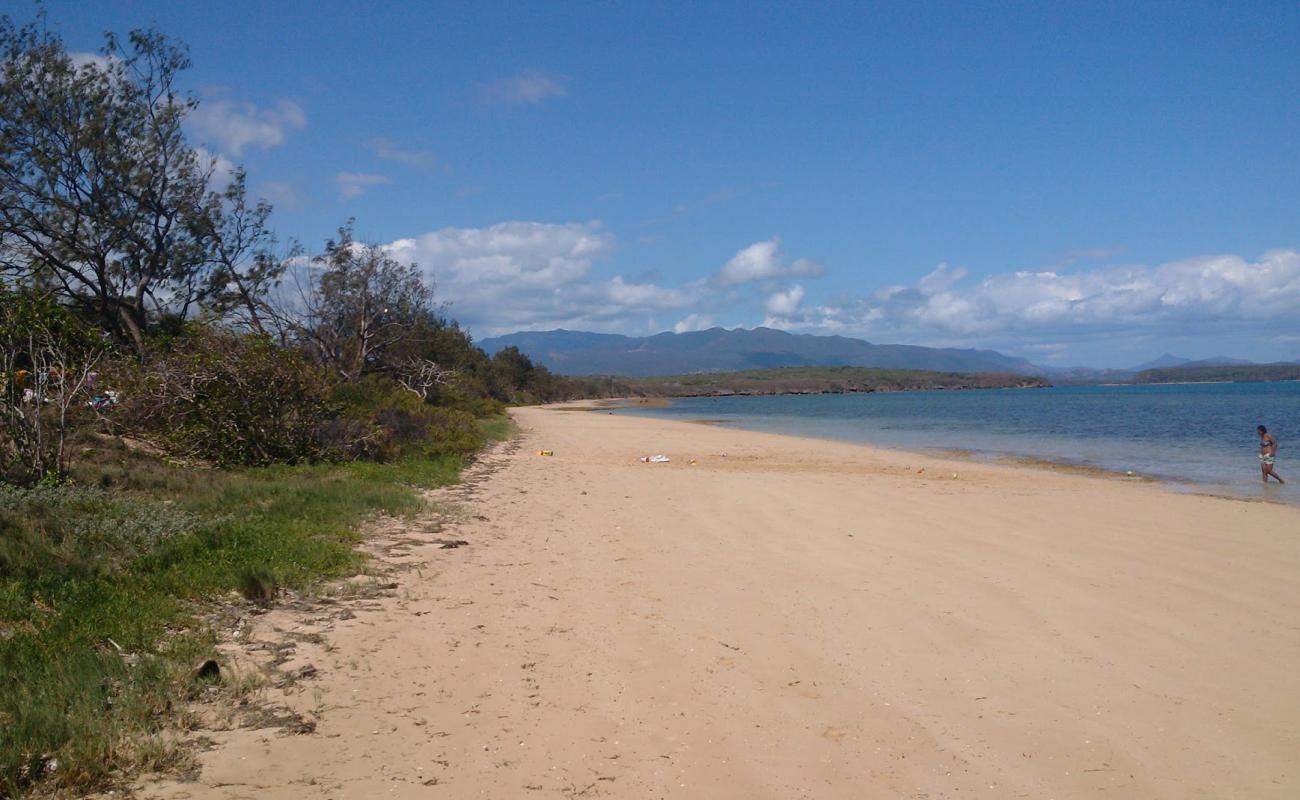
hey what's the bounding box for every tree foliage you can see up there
[282,222,434,382]
[195,170,284,335]
[0,18,212,355]
[0,11,609,483]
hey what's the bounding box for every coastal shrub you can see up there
[0,291,107,484]
[110,329,340,466]
[0,483,199,585]
[331,378,486,460]
[236,564,277,604]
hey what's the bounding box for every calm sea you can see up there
[615,382,1300,503]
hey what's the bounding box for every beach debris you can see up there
[917,467,925,474]
[639,454,671,463]
[434,539,470,549]
[1126,470,1136,476]
[689,459,698,465]
[952,473,959,479]
[537,450,554,456]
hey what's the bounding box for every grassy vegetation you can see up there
[623,365,1051,396]
[478,414,519,445]
[0,428,490,796]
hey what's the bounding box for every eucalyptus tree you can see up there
[196,169,285,335]
[284,222,436,383]
[0,17,215,355]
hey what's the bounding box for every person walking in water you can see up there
[1258,425,1284,484]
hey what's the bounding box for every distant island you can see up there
[618,366,1050,397]
[1132,364,1300,384]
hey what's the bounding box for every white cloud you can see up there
[382,221,699,335]
[367,137,434,167]
[195,147,238,191]
[764,284,805,317]
[334,172,391,199]
[775,250,1300,343]
[715,237,824,286]
[189,97,306,155]
[673,314,715,333]
[257,181,303,212]
[478,70,567,105]
[69,51,114,71]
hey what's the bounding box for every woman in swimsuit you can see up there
[1258,425,1284,484]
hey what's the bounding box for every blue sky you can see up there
[30,0,1300,367]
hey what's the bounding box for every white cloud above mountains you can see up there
[714,237,824,286]
[478,70,567,105]
[383,221,695,334]
[764,284,805,317]
[673,314,716,333]
[189,96,306,155]
[764,250,1300,345]
[369,215,1299,360]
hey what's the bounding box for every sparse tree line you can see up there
[0,15,600,483]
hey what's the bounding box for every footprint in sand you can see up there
[821,726,848,742]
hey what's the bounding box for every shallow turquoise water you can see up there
[616,382,1300,503]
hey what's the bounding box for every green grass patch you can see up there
[478,413,517,444]
[0,452,465,796]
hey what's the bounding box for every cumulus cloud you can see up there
[334,172,391,199]
[715,237,824,286]
[382,221,697,335]
[775,250,1300,343]
[69,51,114,71]
[478,70,567,105]
[195,147,238,191]
[367,137,434,167]
[764,284,805,317]
[257,181,303,212]
[189,97,306,155]
[673,314,715,333]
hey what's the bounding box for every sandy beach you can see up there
[138,404,1300,799]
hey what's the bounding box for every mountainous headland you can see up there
[482,327,1295,387]
[480,327,1039,377]
[620,366,1050,397]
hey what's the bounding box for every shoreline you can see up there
[598,396,1295,506]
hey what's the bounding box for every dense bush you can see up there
[109,329,340,467]
[331,378,485,460]
[0,291,106,483]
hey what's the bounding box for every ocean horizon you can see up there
[615,381,1300,504]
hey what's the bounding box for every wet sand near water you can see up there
[132,404,1300,799]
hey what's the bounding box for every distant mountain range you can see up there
[1050,354,1270,384]
[479,327,1040,377]
[1127,353,1255,371]
[480,327,1293,381]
